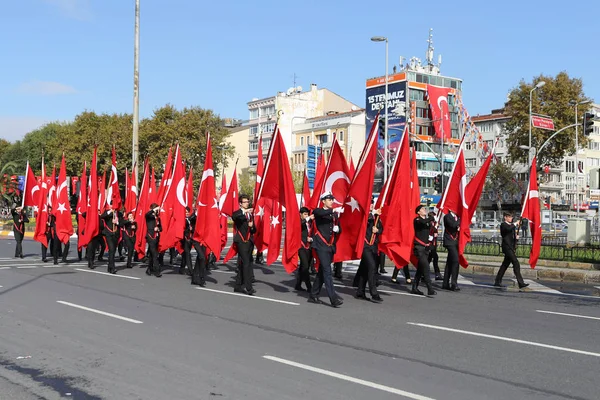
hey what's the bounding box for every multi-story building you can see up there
[365,31,462,195]
[246,84,360,174]
[223,125,250,190]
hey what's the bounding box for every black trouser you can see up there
[334,261,343,278]
[296,247,312,291]
[356,246,379,297]
[443,244,459,287]
[123,234,136,267]
[429,247,440,275]
[146,236,161,276]
[191,241,206,285]
[59,241,69,263]
[87,236,101,269]
[42,232,53,261]
[117,232,124,259]
[14,232,24,257]
[413,244,432,286]
[391,264,411,281]
[496,247,525,285]
[311,246,339,303]
[104,233,117,272]
[235,240,254,292]
[378,252,386,272]
[98,238,105,260]
[181,238,193,272]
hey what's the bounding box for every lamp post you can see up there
[574,100,592,214]
[529,81,545,167]
[371,36,388,182]
[132,0,140,185]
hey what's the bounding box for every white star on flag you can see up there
[257,205,265,218]
[57,202,67,214]
[212,198,219,209]
[271,215,280,227]
[345,197,360,213]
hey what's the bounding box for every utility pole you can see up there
[132,0,140,185]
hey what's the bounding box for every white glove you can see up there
[333,207,344,214]
[333,225,340,233]
[305,217,311,223]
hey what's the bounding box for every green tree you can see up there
[0,139,11,162]
[484,161,523,212]
[504,72,592,167]
[237,167,256,202]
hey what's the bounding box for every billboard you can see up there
[366,75,407,192]
[306,144,321,190]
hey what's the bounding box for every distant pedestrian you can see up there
[12,206,28,258]
[494,212,529,289]
[521,217,528,237]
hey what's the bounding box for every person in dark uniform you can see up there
[442,209,460,291]
[309,192,343,308]
[42,205,55,263]
[122,212,137,268]
[231,195,256,295]
[353,200,384,303]
[494,212,529,289]
[412,205,436,296]
[100,204,120,274]
[428,212,443,281]
[145,203,163,277]
[295,207,313,292]
[181,207,207,286]
[12,206,28,258]
[390,264,412,285]
[333,261,343,280]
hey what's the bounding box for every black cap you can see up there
[299,207,310,214]
[415,205,424,214]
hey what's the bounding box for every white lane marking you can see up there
[333,284,426,298]
[194,287,299,305]
[0,267,10,270]
[16,266,37,269]
[457,275,492,288]
[515,279,561,294]
[42,265,64,268]
[210,269,235,274]
[536,310,600,321]
[74,268,141,280]
[56,301,143,324]
[407,322,600,358]
[263,355,435,400]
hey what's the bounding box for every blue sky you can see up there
[1,0,598,142]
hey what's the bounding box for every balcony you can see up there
[292,145,308,153]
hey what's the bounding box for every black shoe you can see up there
[42,259,48,263]
[126,264,132,269]
[435,274,443,281]
[371,295,383,303]
[518,283,530,289]
[145,268,152,276]
[411,288,424,295]
[427,287,437,296]
[61,258,67,263]
[247,288,256,296]
[199,282,206,287]
[98,257,104,262]
[334,274,343,280]
[20,255,24,259]
[178,267,185,275]
[54,261,58,265]
[111,269,117,275]
[451,285,460,292]
[493,282,504,287]
[379,268,387,274]
[234,287,247,294]
[442,284,451,290]
[354,293,369,300]
[308,296,321,304]
[294,285,305,292]
[331,298,343,308]
[154,273,162,278]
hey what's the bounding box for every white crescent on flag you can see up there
[202,169,214,182]
[176,177,187,207]
[459,174,469,210]
[324,171,350,198]
[111,165,118,185]
[437,95,448,110]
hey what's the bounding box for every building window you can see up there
[588,141,600,151]
[307,136,311,145]
[416,107,430,118]
[465,142,472,150]
[249,109,259,119]
[250,125,258,136]
[300,136,304,146]
[249,141,258,151]
[249,157,257,166]
[466,158,477,167]
[316,134,327,144]
[416,125,430,136]
[566,160,575,173]
[261,122,275,134]
[260,106,275,117]
[410,90,425,101]
[338,131,344,141]
[263,139,271,150]
[419,177,433,188]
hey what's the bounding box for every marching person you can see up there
[412,205,436,296]
[42,205,55,263]
[494,212,529,289]
[122,212,137,268]
[428,212,443,281]
[101,203,120,274]
[308,192,343,308]
[231,195,256,295]
[181,207,207,286]
[12,206,28,258]
[145,203,163,277]
[390,264,412,285]
[295,207,313,292]
[377,252,387,275]
[442,209,460,291]
[353,199,384,303]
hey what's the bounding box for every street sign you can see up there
[531,115,555,130]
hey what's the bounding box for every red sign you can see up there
[544,165,550,174]
[531,115,555,130]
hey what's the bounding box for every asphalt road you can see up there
[1,238,599,400]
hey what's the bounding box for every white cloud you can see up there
[42,0,92,21]
[16,81,78,95]
[0,117,49,142]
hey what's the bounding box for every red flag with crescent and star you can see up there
[308,138,351,209]
[21,161,40,208]
[55,154,74,244]
[107,146,122,210]
[33,158,49,247]
[159,144,187,252]
[521,157,542,269]
[77,161,87,250]
[427,84,452,141]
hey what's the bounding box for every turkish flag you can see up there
[256,126,300,273]
[21,161,40,207]
[159,145,186,252]
[301,168,310,208]
[266,201,283,264]
[157,146,173,206]
[427,85,452,140]
[186,166,194,210]
[218,170,228,252]
[378,127,413,267]
[77,161,87,250]
[334,114,379,262]
[81,148,100,247]
[47,165,56,208]
[458,153,493,267]
[107,146,122,210]
[438,148,467,215]
[409,146,421,267]
[124,165,138,213]
[521,157,541,269]
[309,139,351,209]
[253,135,269,253]
[55,154,74,244]
[348,157,355,180]
[220,166,238,217]
[97,170,106,211]
[134,159,151,258]
[33,159,49,247]
[193,134,221,259]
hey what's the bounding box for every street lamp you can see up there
[529,81,546,167]
[371,35,389,182]
[573,99,592,214]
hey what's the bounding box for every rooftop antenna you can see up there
[426,28,434,67]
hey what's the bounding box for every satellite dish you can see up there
[296,86,303,92]
[286,88,294,96]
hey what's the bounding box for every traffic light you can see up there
[434,174,442,193]
[583,112,595,136]
[378,116,386,139]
